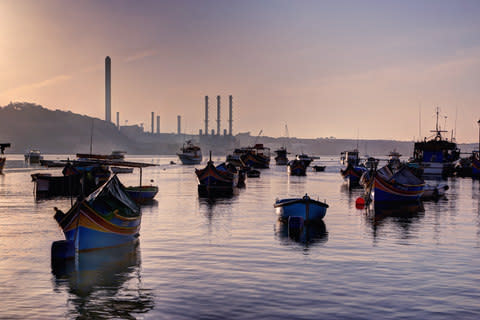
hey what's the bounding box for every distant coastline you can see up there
[1,102,476,156]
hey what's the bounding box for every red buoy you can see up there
[355,197,365,209]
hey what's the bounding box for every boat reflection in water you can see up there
[51,241,154,319]
[365,202,425,241]
[275,220,328,248]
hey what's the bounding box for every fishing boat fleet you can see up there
[0,109,478,263]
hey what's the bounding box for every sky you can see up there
[1,0,479,142]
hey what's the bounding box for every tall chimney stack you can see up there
[151,112,154,133]
[216,95,221,135]
[105,56,111,122]
[116,112,119,128]
[177,115,181,135]
[156,115,160,134]
[229,95,233,136]
[204,96,209,136]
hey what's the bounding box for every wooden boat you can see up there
[177,140,202,165]
[0,143,9,174]
[409,108,460,178]
[239,144,271,168]
[32,163,110,198]
[274,194,329,222]
[54,175,142,252]
[24,149,43,164]
[274,147,289,165]
[195,154,239,196]
[125,185,158,204]
[295,154,313,167]
[287,159,307,176]
[369,165,425,203]
[312,165,326,172]
[341,163,367,186]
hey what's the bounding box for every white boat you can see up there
[177,140,202,165]
[24,149,43,164]
[274,194,328,222]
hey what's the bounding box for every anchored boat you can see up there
[196,153,240,196]
[177,140,202,165]
[410,108,460,178]
[369,165,425,203]
[274,147,289,165]
[53,175,142,252]
[274,194,329,222]
[287,159,307,176]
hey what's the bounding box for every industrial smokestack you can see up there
[151,112,154,134]
[156,115,160,134]
[205,96,209,136]
[116,112,119,128]
[105,56,111,122]
[229,95,233,136]
[217,95,221,135]
[177,115,181,135]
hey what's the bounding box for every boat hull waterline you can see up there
[274,196,329,222]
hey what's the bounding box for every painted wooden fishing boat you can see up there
[274,147,289,165]
[177,140,202,165]
[239,144,271,168]
[54,175,141,252]
[371,165,425,203]
[274,194,329,222]
[341,163,367,186]
[195,156,239,196]
[296,154,313,167]
[125,185,158,204]
[287,159,307,176]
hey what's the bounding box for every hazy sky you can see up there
[1,0,479,141]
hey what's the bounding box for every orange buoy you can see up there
[355,197,365,209]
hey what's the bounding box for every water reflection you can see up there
[52,241,154,319]
[275,220,328,248]
[365,202,425,241]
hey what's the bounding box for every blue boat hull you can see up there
[373,176,424,203]
[275,198,328,221]
[65,226,139,252]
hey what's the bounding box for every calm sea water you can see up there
[1,154,479,319]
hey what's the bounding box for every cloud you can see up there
[0,74,72,96]
[124,49,158,63]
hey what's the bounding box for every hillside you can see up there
[1,102,475,156]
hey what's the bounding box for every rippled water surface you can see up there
[1,155,480,319]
